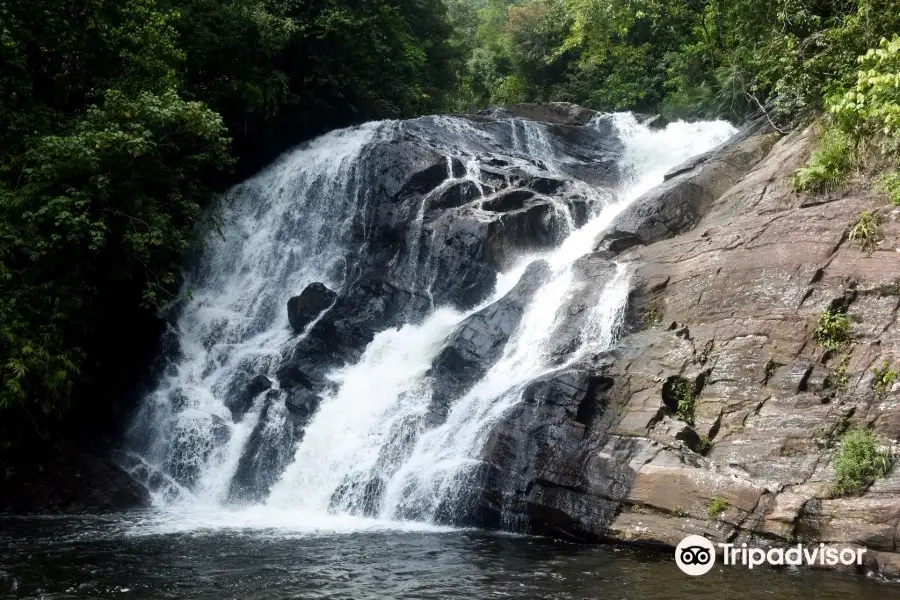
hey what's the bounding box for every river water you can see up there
[1,513,898,599]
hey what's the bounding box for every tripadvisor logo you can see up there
[675,535,716,576]
[675,535,868,576]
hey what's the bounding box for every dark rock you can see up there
[429,180,483,213]
[285,387,322,426]
[0,450,150,514]
[638,114,669,130]
[225,373,272,421]
[595,131,779,252]
[485,102,598,126]
[482,189,535,212]
[287,282,337,333]
[230,391,300,502]
[426,260,551,426]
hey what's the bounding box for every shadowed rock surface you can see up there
[427,260,551,427]
[0,450,150,514]
[287,283,337,333]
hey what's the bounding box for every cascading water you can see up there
[123,112,736,533]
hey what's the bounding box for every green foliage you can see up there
[829,36,900,152]
[0,0,462,440]
[443,0,900,121]
[641,306,662,330]
[671,377,696,425]
[878,172,900,205]
[828,354,852,391]
[708,497,727,519]
[697,436,712,454]
[872,360,898,399]
[0,89,231,415]
[797,35,900,201]
[833,428,893,495]
[815,308,852,351]
[793,127,857,192]
[848,210,883,252]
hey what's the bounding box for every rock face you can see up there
[0,450,150,514]
[427,260,551,426]
[287,283,337,332]
[465,119,900,576]
[484,102,598,126]
[230,111,623,501]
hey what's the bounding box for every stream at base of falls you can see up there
[2,514,898,600]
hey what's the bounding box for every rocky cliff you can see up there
[470,117,900,577]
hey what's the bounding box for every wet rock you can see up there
[287,282,337,333]
[230,391,299,503]
[428,180,483,213]
[481,189,535,212]
[457,117,900,572]
[484,102,598,126]
[595,131,779,252]
[639,114,669,130]
[426,260,551,427]
[0,450,150,514]
[284,387,322,426]
[225,373,272,421]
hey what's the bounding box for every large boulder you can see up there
[224,372,272,422]
[595,129,779,253]
[426,260,551,426]
[483,102,598,126]
[287,282,337,333]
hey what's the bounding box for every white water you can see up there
[125,113,736,533]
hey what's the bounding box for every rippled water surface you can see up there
[2,513,899,599]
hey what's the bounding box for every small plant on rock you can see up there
[697,436,712,454]
[828,354,852,391]
[708,497,727,519]
[672,378,696,425]
[872,360,899,399]
[848,210,883,252]
[834,428,893,496]
[815,308,852,351]
[641,306,662,330]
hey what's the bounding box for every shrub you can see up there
[848,210,883,251]
[697,436,712,454]
[829,36,900,154]
[815,309,852,351]
[828,354,852,391]
[671,378,696,425]
[834,428,893,495]
[793,127,858,193]
[872,360,898,399]
[878,172,900,205]
[641,306,662,330]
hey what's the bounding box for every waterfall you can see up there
[123,112,736,532]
